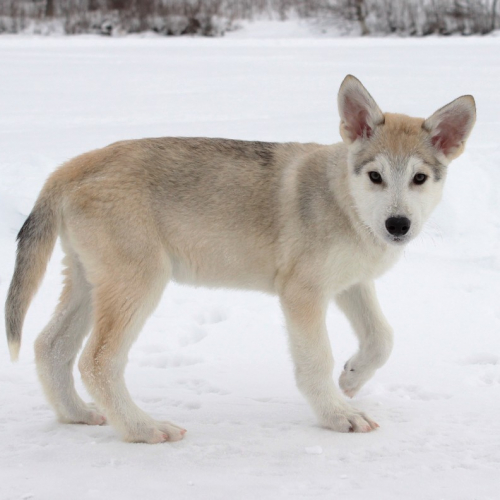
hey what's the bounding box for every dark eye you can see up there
[369,171,382,184]
[413,173,427,185]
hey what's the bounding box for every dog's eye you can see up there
[368,171,382,184]
[413,173,427,185]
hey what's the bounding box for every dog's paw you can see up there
[339,359,375,398]
[123,420,187,444]
[59,403,106,426]
[320,405,379,433]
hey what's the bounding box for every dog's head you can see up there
[337,75,476,246]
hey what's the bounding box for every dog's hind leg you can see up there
[34,248,105,425]
[335,281,394,398]
[279,278,378,433]
[78,251,186,443]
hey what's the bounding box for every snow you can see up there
[0,33,499,500]
[229,18,348,38]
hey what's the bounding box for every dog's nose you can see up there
[385,217,411,236]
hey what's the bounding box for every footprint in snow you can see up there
[138,353,203,368]
[194,307,228,325]
[183,401,202,410]
[388,384,451,401]
[177,378,229,396]
[459,353,499,366]
[459,354,500,386]
[136,344,167,354]
[178,325,208,347]
[478,369,500,385]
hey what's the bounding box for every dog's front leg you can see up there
[335,281,394,398]
[279,280,378,433]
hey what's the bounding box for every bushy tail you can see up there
[5,188,60,361]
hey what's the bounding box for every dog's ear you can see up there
[423,95,476,161]
[338,75,384,145]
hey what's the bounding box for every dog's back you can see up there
[53,137,330,291]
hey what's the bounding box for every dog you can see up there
[5,75,476,443]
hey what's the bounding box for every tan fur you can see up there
[5,76,476,442]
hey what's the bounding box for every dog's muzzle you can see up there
[385,216,411,237]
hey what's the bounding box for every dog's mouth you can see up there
[384,233,410,245]
[390,237,405,244]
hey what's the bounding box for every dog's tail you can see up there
[5,182,61,361]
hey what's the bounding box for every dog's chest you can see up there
[323,240,402,293]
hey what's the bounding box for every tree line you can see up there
[1,0,498,36]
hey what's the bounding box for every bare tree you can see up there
[354,0,369,35]
[45,0,54,17]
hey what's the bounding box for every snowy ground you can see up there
[0,34,499,500]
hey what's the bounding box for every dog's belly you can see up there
[167,236,277,293]
[170,257,276,292]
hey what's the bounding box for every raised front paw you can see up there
[339,359,376,398]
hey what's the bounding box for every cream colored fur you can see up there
[5,75,476,442]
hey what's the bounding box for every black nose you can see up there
[385,217,411,236]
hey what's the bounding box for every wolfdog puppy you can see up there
[5,75,475,442]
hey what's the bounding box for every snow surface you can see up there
[0,34,499,500]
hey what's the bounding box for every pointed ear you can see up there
[423,95,476,161]
[337,75,385,145]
